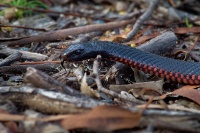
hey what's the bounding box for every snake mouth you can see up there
[60,54,70,71]
[60,58,65,69]
[60,54,74,71]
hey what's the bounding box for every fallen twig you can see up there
[48,31,103,48]
[6,19,136,46]
[0,52,22,67]
[93,55,144,104]
[124,0,160,42]
[0,86,105,114]
[0,46,47,61]
[0,63,59,74]
[0,24,47,31]
[24,67,87,98]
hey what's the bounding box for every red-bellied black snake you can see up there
[61,41,200,84]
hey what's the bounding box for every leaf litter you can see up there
[0,0,200,132]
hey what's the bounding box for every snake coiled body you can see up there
[61,41,200,84]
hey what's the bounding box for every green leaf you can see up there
[4,0,48,18]
[185,18,193,28]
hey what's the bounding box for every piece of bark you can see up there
[0,52,22,67]
[24,67,87,98]
[0,63,59,74]
[137,31,177,56]
[0,46,47,61]
[0,86,105,114]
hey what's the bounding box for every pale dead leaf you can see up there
[171,85,200,105]
[100,34,125,43]
[80,73,100,98]
[110,79,164,98]
[61,105,141,132]
[4,7,17,19]
[151,85,200,105]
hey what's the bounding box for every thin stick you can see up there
[124,0,160,42]
[6,19,135,46]
[93,55,144,104]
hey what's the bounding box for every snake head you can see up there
[60,42,97,66]
[60,41,109,68]
[60,42,92,62]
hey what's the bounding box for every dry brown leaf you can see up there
[174,27,200,34]
[0,109,18,132]
[153,85,200,105]
[127,32,159,45]
[80,73,100,98]
[61,105,141,132]
[100,29,158,45]
[100,34,125,43]
[171,85,200,105]
[0,113,77,122]
[4,121,18,133]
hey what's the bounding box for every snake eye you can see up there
[73,49,83,55]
